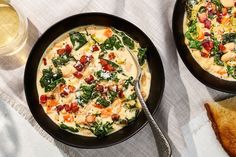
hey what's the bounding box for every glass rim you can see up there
[0,2,28,56]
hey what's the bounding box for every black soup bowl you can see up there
[24,12,165,148]
[172,0,236,93]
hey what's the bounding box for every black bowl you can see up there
[24,12,165,148]
[172,0,236,93]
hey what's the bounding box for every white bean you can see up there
[221,52,236,62]
[224,42,235,51]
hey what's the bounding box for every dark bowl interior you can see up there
[172,0,236,93]
[24,13,165,148]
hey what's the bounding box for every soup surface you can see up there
[184,0,236,80]
[37,25,151,137]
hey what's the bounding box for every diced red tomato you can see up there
[204,19,211,29]
[202,40,214,52]
[219,44,226,52]
[71,102,79,113]
[57,48,65,55]
[73,71,83,79]
[84,75,94,84]
[216,16,222,23]
[92,45,99,52]
[40,95,47,104]
[118,90,124,98]
[65,44,72,54]
[108,52,116,60]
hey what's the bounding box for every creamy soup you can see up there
[37,25,151,137]
[184,0,236,80]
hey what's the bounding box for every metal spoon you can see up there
[128,49,172,157]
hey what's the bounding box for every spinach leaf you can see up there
[189,40,202,50]
[198,6,206,13]
[100,35,124,51]
[69,31,87,50]
[95,70,119,82]
[127,92,137,100]
[122,36,134,49]
[123,76,133,89]
[214,53,224,66]
[52,54,74,67]
[227,66,236,79]
[222,33,236,44]
[60,123,79,132]
[90,122,113,138]
[211,0,223,10]
[108,90,117,103]
[77,84,95,105]
[96,97,110,107]
[137,48,147,66]
[40,68,65,92]
[185,31,193,40]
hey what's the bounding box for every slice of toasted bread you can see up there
[205,97,236,157]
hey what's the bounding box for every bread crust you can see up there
[205,103,236,157]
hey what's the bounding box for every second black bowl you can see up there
[172,0,236,93]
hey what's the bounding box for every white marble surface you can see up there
[0,0,233,156]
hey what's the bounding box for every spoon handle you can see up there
[135,82,172,157]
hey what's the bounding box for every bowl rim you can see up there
[172,0,236,94]
[24,12,165,148]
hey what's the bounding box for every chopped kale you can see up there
[222,33,236,44]
[123,76,133,89]
[100,35,124,51]
[52,54,75,67]
[189,40,202,50]
[77,84,95,105]
[214,53,224,66]
[96,97,110,107]
[95,70,119,82]
[60,123,79,132]
[137,48,147,66]
[227,66,236,79]
[40,68,65,92]
[90,122,113,138]
[69,31,87,50]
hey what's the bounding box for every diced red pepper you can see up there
[222,8,227,16]
[99,59,108,66]
[202,40,214,52]
[108,52,116,60]
[73,71,83,79]
[64,104,71,112]
[103,64,115,72]
[60,91,68,97]
[201,51,209,58]
[198,13,207,23]
[56,105,64,113]
[118,90,124,98]
[68,85,76,93]
[84,75,94,84]
[80,55,88,65]
[40,95,47,104]
[92,45,99,52]
[74,63,84,72]
[71,102,79,113]
[219,44,226,52]
[95,84,104,92]
[43,58,47,65]
[65,44,72,54]
[204,19,211,29]
[57,48,65,55]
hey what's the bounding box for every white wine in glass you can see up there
[0,0,28,56]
